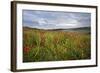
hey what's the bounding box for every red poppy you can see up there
[23,47,30,53]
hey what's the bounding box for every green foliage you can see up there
[23,29,91,62]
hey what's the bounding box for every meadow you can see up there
[23,27,91,62]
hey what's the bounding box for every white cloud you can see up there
[38,18,46,25]
[56,23,78,27]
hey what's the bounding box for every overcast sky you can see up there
[22,10,91,29]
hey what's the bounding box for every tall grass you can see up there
[23,29,91,62]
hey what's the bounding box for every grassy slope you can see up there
[23,27,91,62]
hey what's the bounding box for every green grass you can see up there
[23,28,91,62]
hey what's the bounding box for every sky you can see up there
[22,10,91,29]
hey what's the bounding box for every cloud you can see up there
[56,23,78,27]
[23,10,91,29]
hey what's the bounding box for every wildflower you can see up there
[23,46,30,53]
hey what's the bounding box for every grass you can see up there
[23,28,91,62]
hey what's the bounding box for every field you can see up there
[23,27,91,62]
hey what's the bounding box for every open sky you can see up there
[23,10,91,29]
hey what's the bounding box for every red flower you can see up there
[23,47,30,53]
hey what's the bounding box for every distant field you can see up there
[23,27,91,62]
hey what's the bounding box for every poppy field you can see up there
[23,27,91,62]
